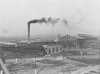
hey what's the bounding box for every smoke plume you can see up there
[27,17,47,25]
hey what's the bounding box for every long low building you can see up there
[42,44,64,55]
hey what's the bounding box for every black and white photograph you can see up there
[0,0,100,74]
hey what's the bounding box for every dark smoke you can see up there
[62,19,68,25]
[47,17,60,25]
[27,17,47,25]
[27,17,61,26]
[27,17,68,40]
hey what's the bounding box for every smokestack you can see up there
[27,17,60,41]
[27,19,42,41]
[27,20,39,41]
[27,18,47,40]
[28,23,30,41]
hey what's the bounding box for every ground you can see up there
[0,47,100,74]
[5,55,100,74]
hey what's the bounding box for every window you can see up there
[49,48,51,54]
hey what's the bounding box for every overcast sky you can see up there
[0,0,100,38]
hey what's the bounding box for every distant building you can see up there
[77,35,98,49]
[42,44,63,55]
[58,34,80,49]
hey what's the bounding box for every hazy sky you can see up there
[0,0,100,38]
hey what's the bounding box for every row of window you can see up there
[44,47,63,54]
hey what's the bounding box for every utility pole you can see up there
[34,56,39,74]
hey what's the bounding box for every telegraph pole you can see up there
[34,56,39,74]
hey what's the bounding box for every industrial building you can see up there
[42,44,63,55]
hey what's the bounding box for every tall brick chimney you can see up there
[28,23,30,41]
